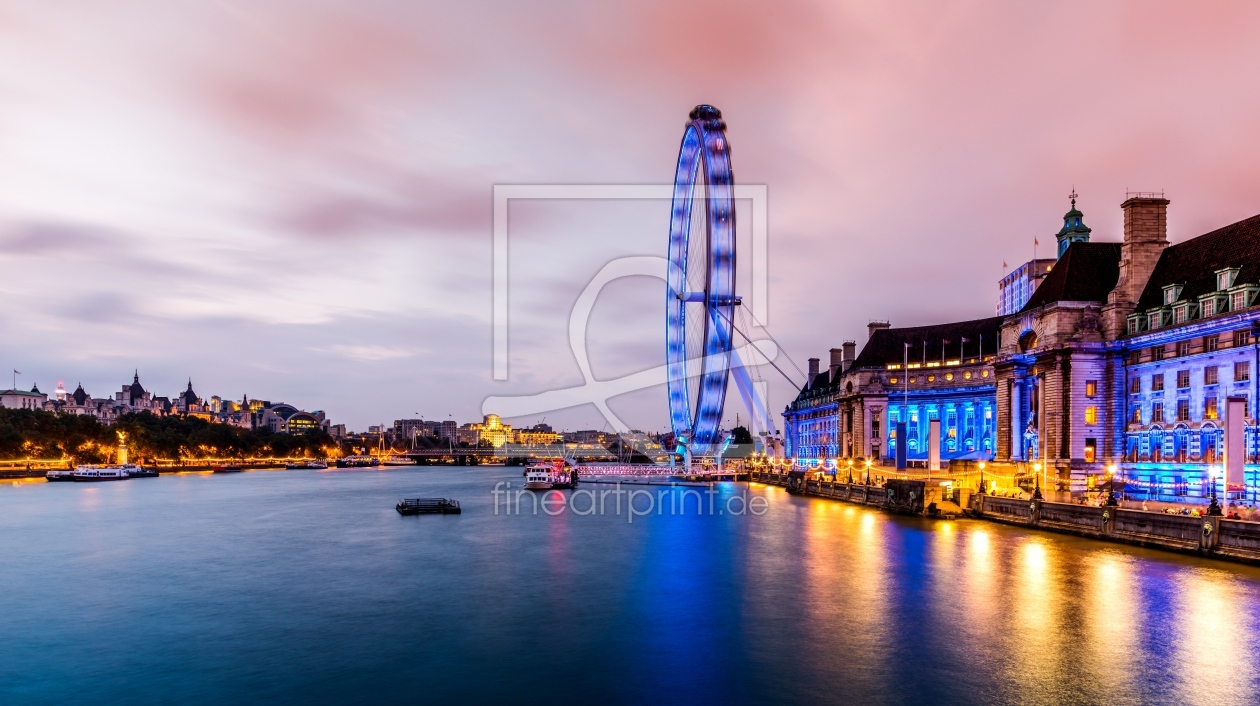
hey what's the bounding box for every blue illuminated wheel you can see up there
[666,105,736,457]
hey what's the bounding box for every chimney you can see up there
[828,348,843,379]
[807,358,820,385]
[867,320,890,340]
[842,340,857,372]
[1102,193,1170,338]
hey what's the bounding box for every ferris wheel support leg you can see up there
[730,348,777,452]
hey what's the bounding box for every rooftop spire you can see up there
[1055,188,1091,258]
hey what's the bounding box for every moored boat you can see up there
[335,455,380,468]
[72,465,131,482]
[396,498,461,515]
[382,454,415,466]
[525,458,576,490]
[212,464,244,473]
[46,469,75,482]
[285,460,328,469]
[125,465,158,478]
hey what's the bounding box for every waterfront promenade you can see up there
[751,471,1260,566]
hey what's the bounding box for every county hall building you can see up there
[786,192,1260,500]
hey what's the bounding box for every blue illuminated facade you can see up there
[784,318,1002,468]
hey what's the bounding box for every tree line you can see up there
[0,408,335,463]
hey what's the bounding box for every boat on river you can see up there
[524,459,576,490]
[396,498,461,515]
[285,460,328,469]
[382,454,415,466]
[45,469,75,482]
[336,456,381,468]
[72,465,132,482]
[212,464,244,473]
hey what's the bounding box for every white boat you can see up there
[72,465,132,482]
[285,460,328,470]
[383,455,415,466]
[46,469,75,482]
[524,466,553,490]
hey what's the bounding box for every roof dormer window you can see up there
[1163,284,1183,305]
[1217,268,1240,291]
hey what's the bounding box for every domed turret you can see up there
[73,383,88,406]
[1056,188,1092,258]
[129,370,146,404]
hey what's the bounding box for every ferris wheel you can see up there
[665,105,778,459]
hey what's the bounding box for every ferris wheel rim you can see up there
[665,105,736,456]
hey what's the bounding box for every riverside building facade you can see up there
[788,192,1260,501]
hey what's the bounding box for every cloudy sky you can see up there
[2,0,1260,432]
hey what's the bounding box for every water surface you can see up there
[1,466,1258,705]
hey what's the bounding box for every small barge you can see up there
[212,464,244,473]
[396,498,462,515]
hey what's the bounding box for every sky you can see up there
[2,0,1260,433]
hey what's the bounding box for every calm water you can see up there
[2,466,1260,705]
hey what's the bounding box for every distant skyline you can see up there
[3,1,1260,431]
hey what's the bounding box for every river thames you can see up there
[2,466,1259,705]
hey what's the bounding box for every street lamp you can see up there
[977,460,987,495]
[1105,463,1119,507]
[1032,461,1043,500]
[864,458,873,486]
[1208,466,1223,516]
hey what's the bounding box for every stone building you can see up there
[0,384,48,410]
[785,318,1002,466]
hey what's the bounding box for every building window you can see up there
[1129,319,1139,335]
[1176,341,1191,357]
[1165,287,1178,305]
[1177,370,1190,389]
[981,370,990,378]
[1084,406,1097,425]
[889,377,898,385]
[1084,438,1097,464]
[1206,397,1219,420]
[1233,291,1248,312]
[1152,374,1165,392]
[1205,366,1219,385]
[1132,407,1142,424]
[1177,400,1190,421]
[1174,306,1187,324]
[910,377,917,384]
[1152,401,1164,423]
[1150,313,1162,330]
[1235,330,1251,347]
[1130,377,1141,394]
[1203,299,1217,317]
[945,373,954,381]
[1206,335,1219,352]
[1085,380,1097,397]
[1219,271,1234,290]
[927,375,935,382]
[1128,350,1141,364]
[1237,361,1251,382]
[1151,346,1165,361]
[964,371,972,380]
